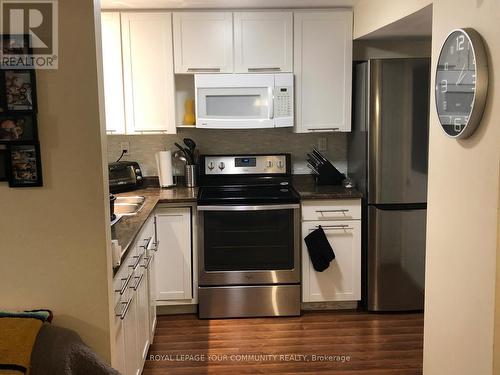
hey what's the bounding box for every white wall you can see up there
[355,0,500,374]
[353,0,432,39]
[424,1,500,374]
[0,0,113,362]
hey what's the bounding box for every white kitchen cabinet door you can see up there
[121,12,176,134]
[234,11,293,73]
[147,250,157,341]
[173,12,233,73]
[123,280,140,375]
[294,10,352,133]
[302,220,361,302]
[155,207,192,300]
[101,12,125,134]
[112,266,127,374]
[135,264,150,366]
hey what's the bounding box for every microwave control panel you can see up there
[274,86,293,117]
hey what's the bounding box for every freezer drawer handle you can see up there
[307,128,340,132]
[310,224,354,231]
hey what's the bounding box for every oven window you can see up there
[203,209,294,271]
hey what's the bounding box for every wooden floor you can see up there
[143,311,424,375]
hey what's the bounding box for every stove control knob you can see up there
[266,160,273,168]
[208,162,215,170]
[277,160,284,169]
[219,162,225,170]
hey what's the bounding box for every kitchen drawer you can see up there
[302,199,361,221]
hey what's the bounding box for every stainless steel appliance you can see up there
[195,74,294,129]
[348,59,430,311]
[197,154,301,318]
[108,161,143,193]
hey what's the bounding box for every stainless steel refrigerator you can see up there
[348,59,430,311]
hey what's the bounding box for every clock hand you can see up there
[456,63,467,85]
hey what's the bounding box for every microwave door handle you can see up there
[268,87,274,120]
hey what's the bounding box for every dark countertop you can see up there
[111,186,197,275]
[292,175,363,200]
[111,176,361,275]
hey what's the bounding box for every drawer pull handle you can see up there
[131,273,144,291]
[115,273,133,295]
[140,236,153,250]
[129,254,142,270]
[315,209,349,214]
[116,297,133,320]
[248,67,281,72]
[310,224,354,231]
[141,255,152,270]
[187,67,221,72]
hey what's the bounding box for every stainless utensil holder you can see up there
[185,165,198,187]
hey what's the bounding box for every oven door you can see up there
[198,204,300,285]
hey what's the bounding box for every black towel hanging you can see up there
[304,225,336,272]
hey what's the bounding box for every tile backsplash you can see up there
[107,128,347,176]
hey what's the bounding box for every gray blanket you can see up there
[30,324,120,375]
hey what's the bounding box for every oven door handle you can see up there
[197,204,300,211]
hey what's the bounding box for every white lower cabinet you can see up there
[301,200,361,303]
[112,217,156,375]
[155,207,192,302]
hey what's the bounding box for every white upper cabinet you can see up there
[294,10,353,133]
[121,12,176,134]
[101,12,125,134]
[234,12,293,73]
[173,12,233,73]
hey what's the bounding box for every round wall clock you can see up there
[435,28,488,139]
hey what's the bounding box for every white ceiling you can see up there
[358,5,432,40]
[101,0,355,9]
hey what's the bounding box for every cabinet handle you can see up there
[116,297,133,320]
[248,67,281,72]
[140,236,153,249]
[315,209,349,214]
[115,273,133,295]
[129,253,142,270]
[152,241,159,252]
[268,86,274,120]
[141,255,152,270]
[187,68,221,72]
[307,128,340,132]
[131,273,144,291]
[310,224,354,231]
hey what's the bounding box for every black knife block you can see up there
[314,163,345,186]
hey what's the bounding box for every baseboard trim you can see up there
[157,304,198,315]
[301,301,359,310]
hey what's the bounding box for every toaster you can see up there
[108,161,143,193]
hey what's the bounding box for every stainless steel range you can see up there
[197,154,301,319]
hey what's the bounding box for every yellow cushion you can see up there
[0,318,42,374]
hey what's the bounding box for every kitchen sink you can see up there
[114,196,145,215]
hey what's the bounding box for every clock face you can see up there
[435,30,476,137]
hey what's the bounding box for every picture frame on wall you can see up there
[1,34,32,58]
[2,69,37,112]
[0,114,38,142]
[0,146,6,181]
[6,142,43,187]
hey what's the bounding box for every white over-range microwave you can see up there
[194,73,294,129]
